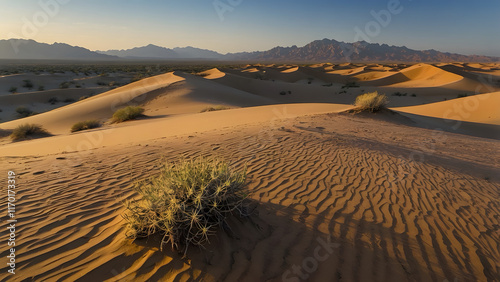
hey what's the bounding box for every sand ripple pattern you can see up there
[1,116,499,282]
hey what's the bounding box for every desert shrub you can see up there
[342,81,360,89]
[279,91,287,95]
[9,87,17,93]
[48,97,59,105]
[15,106,33,118]
[200,105,231,113]
[10,124,49,141]
[123,157,248,255]
[38,85,45,91]
[71,120,101,133]
[457,94,468,98]
[59,81,70,89]
[392,92,407,97]
[64,98,76,103]
[79,95,89,101]
[22,80,34,89]
[112,106,144,123]
[353,91,388,112]
[411,93,417,97]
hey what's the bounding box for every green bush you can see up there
[353,91,388,112]
[10,124,49,141]
[123,157,248,255]
[112,106,144,123]
[71,120,101,133]
[15,106,33,118]
[9,87,17,93]
[200,105,231,113]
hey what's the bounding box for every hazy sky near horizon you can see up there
[1,0,499,56]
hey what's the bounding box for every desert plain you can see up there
[0,62,499,281]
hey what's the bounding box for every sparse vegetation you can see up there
[79,95,89,101]
[22,80,34,89]
[123,157,248,255]
[9,87,17,93]
[38,85,45,91]
[457,94,468,98]
[342,81,360,89]
[15,106,34,118]
[353,91,388,112]
[64,98,76,103]
[10,124,49,141]
[48,97,59,105]
[200,105,231,113]
[71,120,101,133]
[392,92,407,97]
[411,93,417,97]
[59,81,70,89]
[112,106,145,123]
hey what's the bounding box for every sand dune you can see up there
[1,111,498,281]
[393,92,500,125]
[1,62,499,281]
[362,64,463,87]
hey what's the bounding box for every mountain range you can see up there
[0,38,498,62]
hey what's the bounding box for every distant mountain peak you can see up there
[0,38,498,62]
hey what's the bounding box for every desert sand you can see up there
[0,62,499,281]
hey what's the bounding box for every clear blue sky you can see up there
[1,0,499,56]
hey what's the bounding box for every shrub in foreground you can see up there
[123,157,248,255]
[111,106,144,123]
[353,91,388,112]
[10,124,49,141]
[200,105,231,113]
[71,120,101,133]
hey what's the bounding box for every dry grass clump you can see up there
[123,157,248,256]
[71,120,101,133]
[200,105,231,113]
[111,106,144,123]
[10,124,49,141]
[15,106,36,118]
[353,91,388,112]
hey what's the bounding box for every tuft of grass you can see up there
[15,106,34,118]
[112,106,144,123]
[48,97,59,105]
[10,124,49,141]
[59,81,70,89]
[22,80,34,89]
[342,81,360,89]
[71,120,101,133]
[200,105,231,113]
[353,91,388,112]
[9,86,17,93]
[123,157,248,256]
